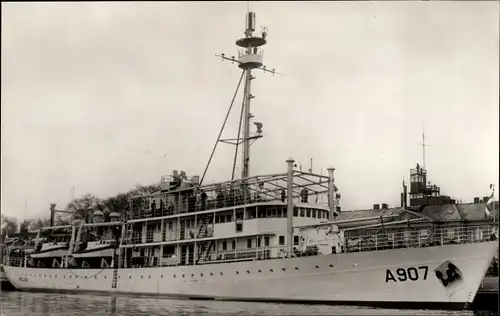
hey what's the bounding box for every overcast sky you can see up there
[2,1,499,220]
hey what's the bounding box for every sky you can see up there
[1,1,499,220]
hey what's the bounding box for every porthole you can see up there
[161,275,163,278]
[85,276,88,279]
[44,275,46,278]
[281,268,286,271]
[257,269,262,273]
[182,274,185,278]
[148,275,151,279]
[315,265,319,268]
[210,273,213,276]
[141,275,144,279]
[200,273,204,277]
[246,270,250,274]
[104,276,107,279]
[236,271,239,275]
[269,269,274,272]
[329,264,334,268]
[69,276,72,279]
[55,275,57,278]
[129,276,132,279]
[191,274,194,278]
[95,276,97,279]
[294,267,299,270]
[220,272,223,276]
[64,276,66,278]
[173,275,176,278]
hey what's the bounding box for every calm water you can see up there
[0,291,497,316]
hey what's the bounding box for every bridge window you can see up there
[312,210,317,218]
[306,209,311,217]
[232,240,236,249]
[293,208,298,217]
[247,239,252,248]
[222,241,227,251]
[257,238,261,247]
[264,237,270,246]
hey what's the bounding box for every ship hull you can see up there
[4,241,498,310]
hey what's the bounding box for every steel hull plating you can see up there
[5,241,498,309]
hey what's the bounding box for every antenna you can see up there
[418,122,432,170]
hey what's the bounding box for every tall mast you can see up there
[215,11,278,181]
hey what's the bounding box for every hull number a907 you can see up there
[385,266,428,283]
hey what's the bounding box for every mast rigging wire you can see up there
[200,70,246,186]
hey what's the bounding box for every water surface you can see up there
[0,291,496,316]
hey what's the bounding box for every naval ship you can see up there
[3,11,498,310]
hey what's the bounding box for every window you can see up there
[293,208,298,217]
[257,238,261,247]
[294,236,299,245]
[222,241,227,251]
[282,209,287,218]
[236,222,243,232]
[168,222,173,229]
[264,236,270,247]
[247,238,252,249]
[312,210,316,218]
[232,240,236,249]
[226,214,232,222]
[300,209,305,217]
[306,209,311,218]
[279,236,285,245]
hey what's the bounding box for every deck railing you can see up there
[128,171,332,220]
[343,224,497,253]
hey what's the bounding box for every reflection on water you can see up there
[0,291,495,316]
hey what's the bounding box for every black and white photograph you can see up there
[1,1,498,315]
